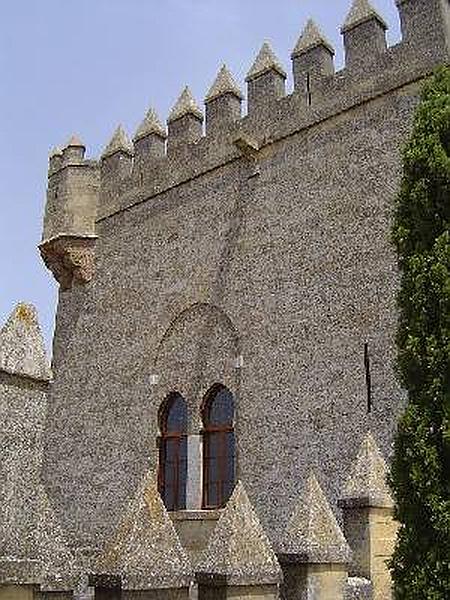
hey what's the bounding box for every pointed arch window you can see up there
[158,392,187,511]
[202,384,236,509]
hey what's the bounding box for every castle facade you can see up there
[1,1,449,599]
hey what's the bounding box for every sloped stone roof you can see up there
[196,481,282,586]
[246,42,287,82]
[280,473,351,564]
[292,19,335,57]
[341,432,394,508]
[134,108,167,141]
[49,146,63,158]
[102,125,133,158]
[65,134,84,148]
[342,0,387,33]
[168,87,203,123]
[96,472,192,590]
[0,303,51,381]
[206,65,243,102]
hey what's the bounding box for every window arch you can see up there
[158,392,188,511]
[202,384,236,509]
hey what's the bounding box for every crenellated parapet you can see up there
[41,0,450,254]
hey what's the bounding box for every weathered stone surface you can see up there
[342,0,387,32]
[39,236,96,292]
[0,304,51,381]
[206,65,243,102]
[246,41,286,81]
[280,473,351,563]
[134,109,167,142]
[340,432,393,508]
[96,473,192,590]
[196,481,281,585]
[168,87,203,123]
[102,126,133,158]
[292,19,334,56]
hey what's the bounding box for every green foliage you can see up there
[390,68,450,599]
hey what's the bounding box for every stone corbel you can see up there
[39,235,97,291]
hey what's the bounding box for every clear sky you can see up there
[0,0,401,352]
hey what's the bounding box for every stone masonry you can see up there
[1,0,450,599]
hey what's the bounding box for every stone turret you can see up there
[196,481,282,600]
[341,0,388,71]
[339,432,397,600]
[291,19,335,103]
[133,108,167,179]
[205,65,243,136]
[95,472,192,599]
[396,0,450,59]
[167,87,204,155]
[278,473,351,600]
[40,135,99,291]
[246,42,286,114]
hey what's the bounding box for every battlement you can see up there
[40,0,450,289]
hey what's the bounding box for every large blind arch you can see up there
[202,383,236,509]
[158,391,188,511]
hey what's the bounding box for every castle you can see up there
[1,0,449,598]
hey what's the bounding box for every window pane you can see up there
[207,483,219,507]
[208,387,234,426]
[207,457,218,483]
[165,393,187,432]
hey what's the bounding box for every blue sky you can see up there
[0,0,401,352]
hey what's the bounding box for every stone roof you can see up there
[340,432,394,508]
[246,42,287,82]
[96,472,192,590]
[292,19,335,57]
[0,303,51,381]
[206,65,243,102]
[342,0,388,33]
[134,108,167,141]
[65,134,84,148]
[168,87,203,123]
[101,125,133,159]
[196,481,282,586]
[280,473,351,564]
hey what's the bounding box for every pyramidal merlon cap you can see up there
[196,481,282,585]
[280,472,351,563]
[246,41,287,82]
[66,134,85,148]
[342,0,388,33]
[168,86,203,123]
[341,432,394,508]
[292,19,335,57]
[102,125,133,159]
[49,146,63,159]
[0,303,51,381]
[134,107,167,142]
[37,485,78,591]
[206,65,243,102]
[96,472,192,590]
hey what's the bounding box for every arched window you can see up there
[158,392,187,511]
[202,384,236,509]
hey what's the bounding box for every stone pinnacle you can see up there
[0,303,51,381]
[66,134,84,148]
[206,64,243,102]
[134,107,167,141]
[341,431,394,508]
[197,481,282,585]
[342,0,388,33]
[96,472,192,590]
[292,19,335,57]
[168,86,203,123]
[280,472,351,563]
[102,125,133,159]
[246,41,287,82]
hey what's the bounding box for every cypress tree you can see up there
[390,67,450,599]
